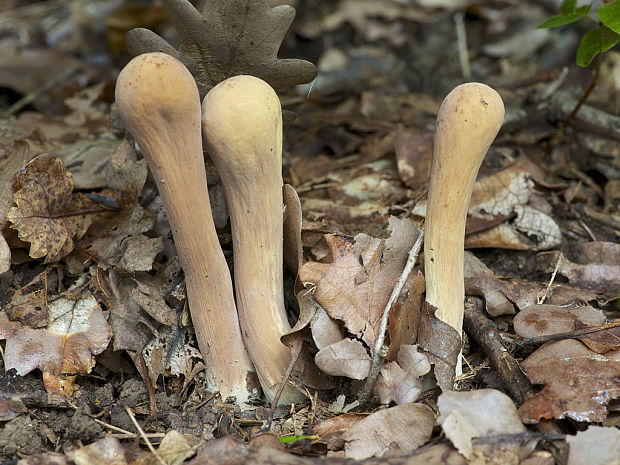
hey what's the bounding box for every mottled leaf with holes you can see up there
[6,154,98,263]
[126,0,317,98]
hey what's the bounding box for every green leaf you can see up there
[537,4,591,29]
[538,13,587,28]
[279,435,318,444]
[559,0,577,15]
[599,2,620,34]
[576,26,620,66]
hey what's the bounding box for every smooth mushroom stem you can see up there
[201,75,303,404]
[115,53,257,402]
[424,82,504,373]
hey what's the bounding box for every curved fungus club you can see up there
[201,75,304,404]
[424,82,505,376]
[115,53,257,402]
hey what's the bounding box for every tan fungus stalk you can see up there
[424,82,504,373]
[115,53,257,402]
[201,75,303,404]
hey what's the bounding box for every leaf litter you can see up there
[1,0,620,463]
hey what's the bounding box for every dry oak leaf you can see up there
[438,389,535,464]
[342,402,435,460]
[6,154,96,263]
[518,339,620,424]
[0,291,111,395]
[299,217,418,349]
[126,0,317,98]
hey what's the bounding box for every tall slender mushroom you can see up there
[201,75,303,404]
[115,53,257,402]
[424,83,504,374]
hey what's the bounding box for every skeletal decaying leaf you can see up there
[6,154,97,263]
[126,0,317,98]
[342,402,434,460]
[0,289,111,395]
[142,327,202,387]
[409,155,562,251]
[438,389,536,464]
[518,339,620,423]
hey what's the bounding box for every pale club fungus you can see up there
[201,75,304,404]
[115,53,258,402]
[424,82,504,378]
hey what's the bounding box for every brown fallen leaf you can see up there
[0,288,111,395]
[116,235,164,274]
[538,244,620,298]
[394,129,433,190]
[464,251,599,312]
[438,389,536,464]
[374,344,430,405]
[314,338,371,380]
[6,154,98,263]
[299,217,419,350]
[191,433,465,465]
[386,270,424,360]
[518,339,620,423]
[342,402,435,459]
[0,140,33,273]
[514,304,620,354]
[464,251,515,316]
[312,412,368,452]
[126,0,317,98]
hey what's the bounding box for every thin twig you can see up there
[358,225,425,406]
[266,338,304,431]
[454,11,471,80]
[538,253,562,305]
[125,406,167,465]
[515,320,620,347]
[5,67,79,115]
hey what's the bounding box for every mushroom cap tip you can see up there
[115,52,200,124]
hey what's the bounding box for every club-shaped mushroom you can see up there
[424,82,504,374]
[115,53,257,402]
[201,75,303,404]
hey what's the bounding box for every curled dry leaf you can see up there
[411,155,562,251]
[538,244,620,298]
[342,402,434,460]
[299,217,418,349]
[374,345,430,405]
[0,140,33,273]
[464,251,598,313]
[126,0,317,98]
[518,339,620,423]
[312,412,367,452]
[0,290,111,395]
[315,338,371,380]
[6,154,97,263]
[438,389,535,464]
[116,235,164,274]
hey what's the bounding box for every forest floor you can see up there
[0,0,619,464]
